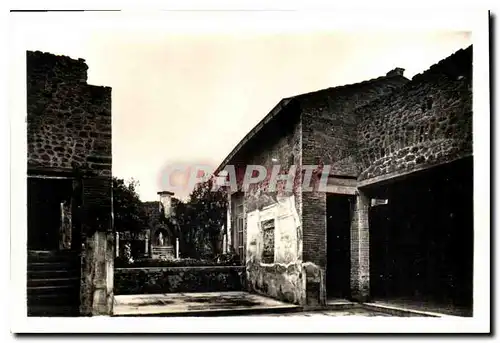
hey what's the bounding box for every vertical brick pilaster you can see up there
[227,191,232,248]
[302,190,327,306]
[350,190,370,302]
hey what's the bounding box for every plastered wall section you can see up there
[231,105,305,305]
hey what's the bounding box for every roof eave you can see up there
[214,97,293,174]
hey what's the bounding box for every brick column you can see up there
[227,191,232,249]
[350,190,370,302]
[302,191,326,307]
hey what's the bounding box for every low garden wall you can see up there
[114,266,246,295]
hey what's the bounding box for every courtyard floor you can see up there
[254,308,394,317]
[113,292,458,317]
[113,291,299,316]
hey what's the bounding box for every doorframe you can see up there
[325,193,355,301]
[27,175,78,252]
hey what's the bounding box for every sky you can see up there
[11,11,472,201]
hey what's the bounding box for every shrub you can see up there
[114,256,242,268]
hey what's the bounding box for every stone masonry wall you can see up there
[299,73,409,177]
[356,46,473,182]
[27,51,114,316]
[114,266,246,295]
[298,73,408,305]
[229,102,305,305]
[27,51,112,177]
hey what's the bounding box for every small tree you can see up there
[172,199,198,258]
[113,177,148,235]
[173,178,227,259]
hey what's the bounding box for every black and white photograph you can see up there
[7,3,491,334]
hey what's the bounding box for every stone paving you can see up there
[114,292,446,317]
[256,308,393,317]
[113,291,299,316]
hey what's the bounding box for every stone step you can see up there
[27,261,80,271]
[152,247,173,251]
[27,276,80,288]
[27,292,79,309]
[27,284,79,297]
[28,268,80,279]
[28,250,80,263]
[27,250,81,315]
[28,305,80,317]
[27,288,80,306]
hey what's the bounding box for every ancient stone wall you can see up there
[114,266,246,295]
[219,46,472,308]
[27,51,114,316]
[229,103,305,305]
[356,46,472,183]
[299,73,409,177]
[298,73,408,305]
[27,51,112,177]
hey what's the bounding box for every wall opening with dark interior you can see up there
[261,219,275,264]
[366,156,473,316]
[326,194,353,300]
[231,191,245,262]
[27,177,74,251]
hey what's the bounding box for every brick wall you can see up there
[299,74,408,304]
[356,46,472,182]
[27,51,112,177]
[219,46,472,307]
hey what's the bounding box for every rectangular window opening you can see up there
[261,219,275,264]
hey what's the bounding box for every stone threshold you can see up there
[113,305,301,317]
[360,303,456,317]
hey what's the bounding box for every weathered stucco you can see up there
[227,103,305,305]
[245,196,304,304]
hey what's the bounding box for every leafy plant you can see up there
[173,178,227,259]
[113,177,148,234]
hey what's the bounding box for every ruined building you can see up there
[117,192,177,260]
[144,191,178,259]
[218,46,473,314]
[27,51,114,316]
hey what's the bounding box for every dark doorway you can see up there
[326,194,353,300]
[367,157,473,316]
[27,177,74,251]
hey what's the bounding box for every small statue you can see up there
[158,232,164,246]
[124,242,134,264]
